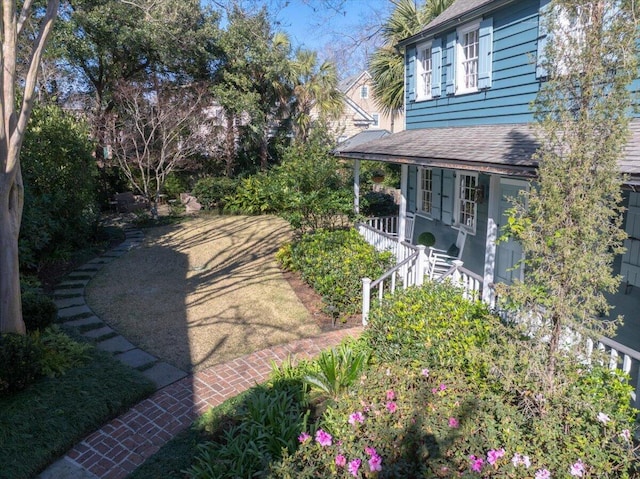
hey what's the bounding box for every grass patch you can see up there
[129,389,253,479]
[0,347,155,479]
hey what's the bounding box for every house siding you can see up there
[406,0,541,129]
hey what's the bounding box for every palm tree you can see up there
[289,49,343,142]
[370,0,454,131]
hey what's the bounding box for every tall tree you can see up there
[369,0,453,131]
[55,0,219,160]
[503,0,637,387]
[211,6,291,174]
[289,49,343,142]
[0,0,60,334]
[109,81,211,218]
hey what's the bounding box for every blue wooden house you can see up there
[337,0,640,314]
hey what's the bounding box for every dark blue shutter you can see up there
[478,18,493,89]
[408,166,417,212]
[441,170,455,225]
[431,168,442,220]
[445,32,456,95]
[407,47,416,101]
[536,0,551,79]
[431,38,443,98]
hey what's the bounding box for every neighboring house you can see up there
[332,71,404,143]
[336,0,640,325]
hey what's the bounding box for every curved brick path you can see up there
[38,221,363,479]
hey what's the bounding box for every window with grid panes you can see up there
[457,173,477,232]
[457,24,479,93]
[419,168,433,214]
[416,43,432,100]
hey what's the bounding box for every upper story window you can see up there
[457,22,480,94]
[418,168,433,215]
[372,113,380,127]
[455,172,478,233]
[360,85,369,99]
[416,42,433,101]
[443,18,492,96]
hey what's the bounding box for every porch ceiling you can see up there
[335,121,640,185]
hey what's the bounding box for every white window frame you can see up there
[360,85,369,99]
[416,41,433,101]
[418,167,434,216]
[456,22,480,94]
[454,172,478,234]
[553,3,595,76]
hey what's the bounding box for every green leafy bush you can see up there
[226,137,354,232]
[277,229,394,318]
[20,104,98,270]
[304,343,369,400]
[0,334,43,396]
[21,289,57,332]
[33,327,92,378]
[361,191,398,217]
[187,382,310,479]
[363,283,493,370]
[191,176,238,211]
[272,348,637,478]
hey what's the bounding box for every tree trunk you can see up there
[0,166,25,334]
[225,111,235,177]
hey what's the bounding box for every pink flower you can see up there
[597,412,610,424]
[386,401,397,413]
[348,458,362,477]
[535,469,551,479]
[431,383,447,394]
[512,453,531,468]
[421,368,430,377]
[487,448,505,466]
[315,429,332,447]
[448,417,459,428]
[365,446,377,456]
[570,460,585,477]
[620,429,631,441]
[297,432,311,443]
[348,411,365,425]
[335,454,347,467]
[368,453,383,472]
[386,389,395,400]
[469,455,484,473]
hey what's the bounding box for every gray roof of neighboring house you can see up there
[335,121,640,183]
[335,129,392,151]
[338,71,370,94]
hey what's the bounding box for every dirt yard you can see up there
[86,215,347,372]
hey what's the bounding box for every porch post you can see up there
[354,159,361,215]
[482,175,500,306]
[398,164,408,242]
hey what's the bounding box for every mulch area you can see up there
[282,270,362,332]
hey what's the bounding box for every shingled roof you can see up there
[335,121,640,184]
[398,0,516,46]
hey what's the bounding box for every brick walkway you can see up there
[57,327,361,479]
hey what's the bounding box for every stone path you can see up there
[38,225,362,479]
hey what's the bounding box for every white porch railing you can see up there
[364,216,398,236]
[358,216,640,409]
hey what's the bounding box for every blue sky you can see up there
[275,0,390,50]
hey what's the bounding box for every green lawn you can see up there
[0,346,154,479]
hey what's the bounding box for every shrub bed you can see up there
[276,229,394,318]
[270,284,639,478]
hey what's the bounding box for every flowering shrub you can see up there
[269,283,638,478]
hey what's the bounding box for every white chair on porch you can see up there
[404,212,415,243]
[427,229,467,280]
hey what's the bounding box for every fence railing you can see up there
[357,222,417,264]
[435,260,484,302]
[364,216,398,236]
[361,246,427,325]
